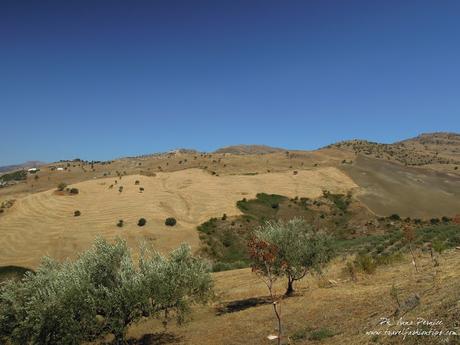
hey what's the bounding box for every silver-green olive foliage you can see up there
[253,218,334,295]
[0,238,213,345]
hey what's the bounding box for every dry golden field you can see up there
[0,167,356,268]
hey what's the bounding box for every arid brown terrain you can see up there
[1,132,459,345]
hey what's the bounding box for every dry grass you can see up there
[124,250,460,345]
[0,167,356,268]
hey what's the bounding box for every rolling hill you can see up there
[0,132,459,270]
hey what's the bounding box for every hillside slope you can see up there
[340,155,460,218]
[0,167,355,268]
[1,133,460,270]
[124,250,460,345]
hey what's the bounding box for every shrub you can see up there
[116,220,124,228]
[69,188,79,195]
[118,186,123,193]
[291,327,314,341]
[135,180,140,185]
[138,218,147,226]
[441,216,451,223]
[389,214,401,221]
[432,240,446,254]
[344,261,357,281]
[57,182,67,191]
[309,328,335,341]
[430,218,440,225]
[354,254,376,274]
[139,187,144,192]
[0,170,27,182]
[74,210,81,217]
[165,217,177,226]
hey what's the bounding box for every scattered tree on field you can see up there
[249,218,334,296]
[248,218,334,345]
[165,217,177,226]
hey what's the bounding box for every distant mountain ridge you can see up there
[214,144,286,155]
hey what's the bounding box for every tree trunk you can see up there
[113,329,127,345]
[285,278,294,296]
[409,245,418,273]
[114,334,126,345]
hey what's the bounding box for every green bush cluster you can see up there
[0,238,213,345]
[0,170,27,182]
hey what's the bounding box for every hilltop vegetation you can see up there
[214,144,286,155]
[328,132,460,167]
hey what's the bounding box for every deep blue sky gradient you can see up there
[1,1,460,165]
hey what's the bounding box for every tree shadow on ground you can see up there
[215,296,274,315]
[126,332,183,345]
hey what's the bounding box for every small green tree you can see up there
[248,235,283,344]
[250,218,334,296]
[165,217,177,226]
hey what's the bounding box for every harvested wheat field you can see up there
[0,167,356,269]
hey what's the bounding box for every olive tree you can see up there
[139,244,213,329]
[250,218,334,296]
[0,238,213,345]
[78,238,147,344]
[0,257,99,345]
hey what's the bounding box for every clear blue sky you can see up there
[1,1,459,166]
